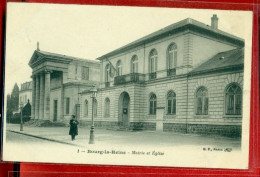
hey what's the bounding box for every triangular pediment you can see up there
[28,50,44,67]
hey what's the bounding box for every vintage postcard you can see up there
[2,2,253,169]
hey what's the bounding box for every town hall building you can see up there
[29,15,244,137]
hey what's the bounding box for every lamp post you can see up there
[20,103,24,131]
[89,87,97,144]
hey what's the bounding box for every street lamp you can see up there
[20,103,24,131]
[89,87,97,144]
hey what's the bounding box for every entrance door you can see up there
[53,100,58,122]
[118,92,130,127]
[122,94,130,127]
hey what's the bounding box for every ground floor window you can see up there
[225,84,242,115]
[149,93,157,115]
[196,87,208,115]
[167,91,176,115]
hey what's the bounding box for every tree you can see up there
[10,83,19,112]
[6,94,13,122]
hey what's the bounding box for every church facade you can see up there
[29,50,100,123]
[29,15,244,137]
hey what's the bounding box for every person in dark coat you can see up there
[69,115,79,141]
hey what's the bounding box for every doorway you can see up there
[53,100,58,122]
[118,92,130,127]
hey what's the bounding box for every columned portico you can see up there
[31,70,52,120]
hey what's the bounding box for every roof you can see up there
[36,50,99,64]
[190,48,244,74]
[97,18,244,60]
[29,50,99,67]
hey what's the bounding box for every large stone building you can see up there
[30,15,244,137]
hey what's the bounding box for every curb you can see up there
[8,130,84,147]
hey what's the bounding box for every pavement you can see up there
[5,123,241,149]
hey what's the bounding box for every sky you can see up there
[5,3,253,94]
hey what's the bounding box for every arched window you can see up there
[116,60,122,76]
[93,99,97,117]
[149,93,157,115]
[84,100,88,116]
[196,87,208,115]
[149,49,158,73]
[167,43,177,69]
[105,98,110,117]
[105,64,110,82]
[225,84,242,115]
[167,91,176,115]
[131,55,138,73]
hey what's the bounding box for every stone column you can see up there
[35,74,40,119]
[156,107,165,132]
[39,73,45,119]
[60,72,64,120]
[31,76,36,120]
[44,70,51,120]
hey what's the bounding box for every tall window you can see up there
[66,97,70,114]
[149,93,157,115]
[167,91,176,115]
[84,100,88,116]
[116,60,122,76]
[105,64,110,82]
[82,66,89,80]
[149,49,158,73]
[131,55,138,73]
[225,84,242,115]
[105,98,110,117]
[196,87,208,115]
[93,99,97,117]
[167,43,177,69]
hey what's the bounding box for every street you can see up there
[5,124,241,149]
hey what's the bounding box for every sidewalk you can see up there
[6,124,241,149]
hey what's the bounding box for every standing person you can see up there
[69,115,79,141]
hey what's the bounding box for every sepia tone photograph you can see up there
[2,3,252,169]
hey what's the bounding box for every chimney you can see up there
[211,14,218,30]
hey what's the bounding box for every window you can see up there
[167,91,176,115]
[149,93,157,115]
[225,84,242,115]
[131,55,138,73]
[196,87,208,115]
[82,66,89,80]
[116,60,122,76]
[105,98,110,117]
[93,99,97,117]
[105,64,110,82]
[167,43,177,69]
[66,97,70,114]
[84,100,88,116]
[149,49,158,73]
